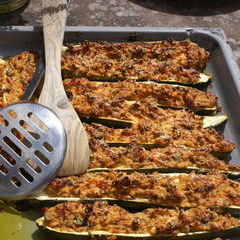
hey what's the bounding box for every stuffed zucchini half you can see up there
[62,55,211,86]
[74,98,225,128]
[64,78,218,114]
[63,40,210,70]
[36,201,240,239]
[65,82,225,127]
[64,83,225,128]
[84,123,235,157]
[61,40,211,86]
[0,51,42,108]
[33,171,240,215]
[87,140,240,178]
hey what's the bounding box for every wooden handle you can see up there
[39,0,90,176]
[39,0,68,107]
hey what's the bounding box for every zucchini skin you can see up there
[79,115,226,129]
[106,142,232,158]
[62,69,211,87]
[37,224,240,240]
[87,168,240,179]
[80,115,134,128]
[32,197,240,217]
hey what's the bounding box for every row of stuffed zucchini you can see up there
[36,40,240,239]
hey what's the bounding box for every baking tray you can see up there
[0,26,240,240]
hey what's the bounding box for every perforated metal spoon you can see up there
[0,102,67,200]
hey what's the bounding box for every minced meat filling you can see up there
[84,123,235,154]
[46,171,240,207]
[64,40,209,70]
[66,97,207,124]
[63,78,217,110]
[88,139,240,171]
[0,51,38,108]
[43,201,239,235]
[62,54,205,84]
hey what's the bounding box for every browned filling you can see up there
[46,171,240,207]
[64,78,217,111]
[89,139,240,172]
[0,51,39,108]
[64,40,209,70]
[85,123,235,154]
[65,94,208,123]
[62,54,205,84]
[43,201,239,235]
[0,51,39,174]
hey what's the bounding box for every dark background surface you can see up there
[0,0,239,66]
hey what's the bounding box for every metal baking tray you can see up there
[0,26,240,240]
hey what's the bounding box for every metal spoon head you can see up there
[0,102,67,200]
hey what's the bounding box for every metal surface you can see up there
[0,27,239,239]
[0,102,67,200]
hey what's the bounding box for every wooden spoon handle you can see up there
[39,0,90,176]
[39,0,68,107]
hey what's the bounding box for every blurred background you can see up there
[0,0,239,66]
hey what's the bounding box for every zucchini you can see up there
[31,172,240,215]
[61,46,212,86]
[0,58,7,64]
[126,73,211,85]
[106,142,165,149]
[84,121,235,157]
[87,141,240,177]
[0,51,43,108]
[80,115,134,128]
[62,68,211,87]
[157,105,216,115]
[106,142,233,158]
[81,114,226,129]
[64,79,218,114]
[36,218,240,240]
[36,201,240,239]
[62,40,209,70]
[65,79,222,128]
[32,193,240,217]
[202,115,227,128]
[87,167,240,179]
[87,142,240,177]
